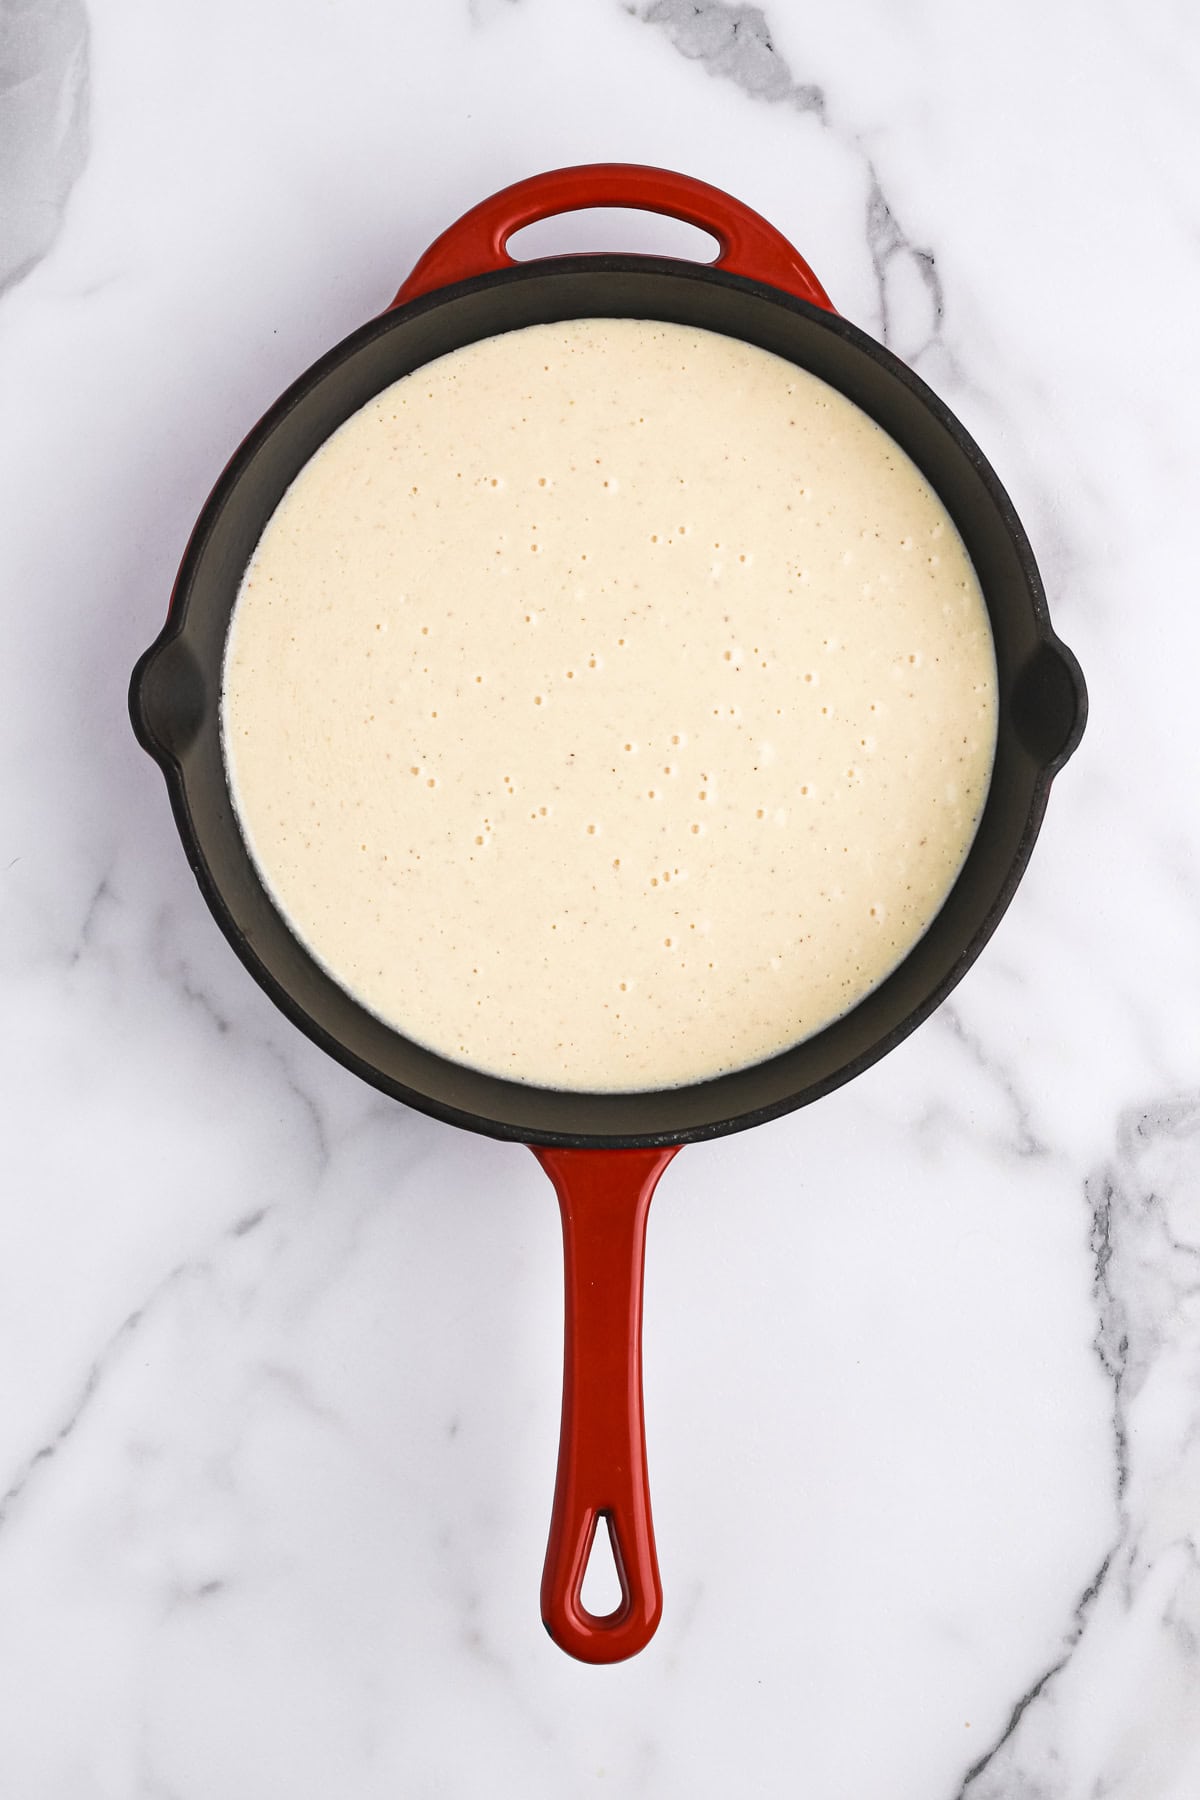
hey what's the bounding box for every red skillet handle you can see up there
[531,1143,681,1664]
[391,163,834,313]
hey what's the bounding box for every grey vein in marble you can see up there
[640,0,824,114]
[952,1093,1200,1798]
[865,161,944,360]
[0,1320,130,1532]
[0,1260,195,1536]
[0,0,91,295]
[950,1552,1113,1800]
[0,1199,285,1533]
[638,0,944,359]
[933,1001,1049,1160]
[466,0,519,26]
[69,872,113,965]
[149,903,333,1168]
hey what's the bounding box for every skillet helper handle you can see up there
[391,163,835,312]
[532,1144,680,1664]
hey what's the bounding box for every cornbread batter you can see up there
[222,319,997,1090]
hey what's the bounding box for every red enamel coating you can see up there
[391,162,835,313]
[390,167,833,1663]
[533,1145,680,1663]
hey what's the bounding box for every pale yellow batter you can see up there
[221,319,997,1091]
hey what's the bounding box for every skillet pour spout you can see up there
[130,163,1085,1664]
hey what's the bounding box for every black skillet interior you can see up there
[130,256,1086,1147]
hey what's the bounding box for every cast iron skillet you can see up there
[130,164,1086,1663]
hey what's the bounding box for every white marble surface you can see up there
[2,0,1198,1792]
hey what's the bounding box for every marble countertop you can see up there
[3,0,1198,1793]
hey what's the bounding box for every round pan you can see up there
[130,165,1086,1662]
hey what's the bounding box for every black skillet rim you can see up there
[130,254,1087,1148]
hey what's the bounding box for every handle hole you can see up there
[507,208,720,266]
[580,1512,626,1619]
